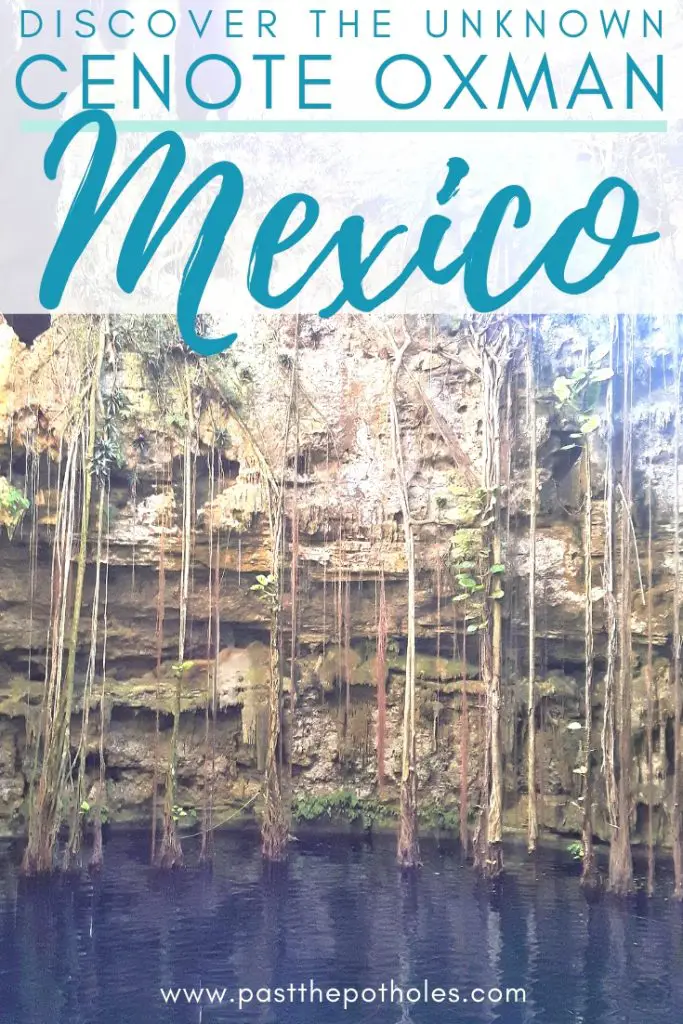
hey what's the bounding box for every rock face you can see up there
[0,313,679,848]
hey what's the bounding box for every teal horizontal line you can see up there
[21,118,668,134]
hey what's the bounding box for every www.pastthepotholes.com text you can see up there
[160,979,527,1009]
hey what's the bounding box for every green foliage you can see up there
[552,342,613,442]
[448,485,487,526]
[111,314,183,368]
[102,388,130,422]
[292,791,353,822]
[169,804,198,826]
[80,800,109,824]
[449,528,483,566]
[448,477,506,628]
[213,427,231,450]
[580,414,600,434]
[456,573,479,591]
[171,661,196,677]
[168,411,188,432]
[292,791,395,830]
[451,550,505,627]
[109,315,243,428]
[95,374,129,483]
[418,801,460,832]
[92,433,123,482]
[552,377,572,405]
[250,573,278,603]
[0,477,30,539]
[567,840,584,861]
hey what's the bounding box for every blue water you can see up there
[1,833,682,1024]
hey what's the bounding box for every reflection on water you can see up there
[1,833,682,1024]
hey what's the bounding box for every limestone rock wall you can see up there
[0,313,679,846]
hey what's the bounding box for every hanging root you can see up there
[470,320,510,881]
[459,615,470,859]
[261,638,289,864]
[672,317,683,899]
[526,326,539,855]
[607,316,635,896]
[376,571,387,794]
[261,658,288,863]
[156,372,195,871]
[22,316,107,876]
[261,785,289,863]
[397,770,421,870]
[387,325,421,871]
[261,576,289,862]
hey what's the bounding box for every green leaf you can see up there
[552,376,572,404]
[452,593,468,603]
[571,367,588,381]
[466,623,480,633]
[580,414,600,434]
[80,800,90,813]
[172,660,194,676]
[490,564,505,574]
[591,367,614,382]
[491,589,505,600]
[456,574,478,589]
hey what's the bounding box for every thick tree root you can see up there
[397,777,421,869]
[261,812,289,862]
[155,820,184,870]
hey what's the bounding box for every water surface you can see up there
[1,833,682,1024]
